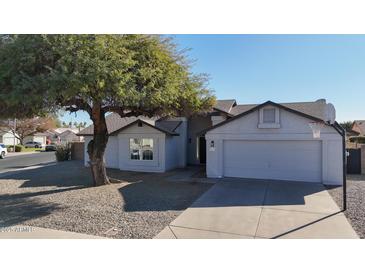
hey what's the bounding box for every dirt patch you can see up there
[326,174,365,239]
[0,161,212,238]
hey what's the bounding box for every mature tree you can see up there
[339,121,353,132]
[62,121,67,127]
[0,117,55,144]
[47,114,63,128]
[0,35,215,186]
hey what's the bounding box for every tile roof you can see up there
[155,120,182,133]
[79,99,331,136]
[229,99,328,121]
[214,99,236,113]
[78,113,180,136]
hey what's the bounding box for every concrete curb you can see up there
[0,225,106,239]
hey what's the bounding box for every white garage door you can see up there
[223,140,322,182]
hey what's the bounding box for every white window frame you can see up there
[258,107,280,128]
[129,138,154,161]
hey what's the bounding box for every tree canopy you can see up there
[0,34,215,186]
[339,121,354,132]
[0,35,215,119]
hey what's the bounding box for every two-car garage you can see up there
[222,140,322,183]
[205,102,343,185]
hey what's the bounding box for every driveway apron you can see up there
[155,178,358,239]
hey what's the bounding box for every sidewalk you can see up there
[0,226,105,239]
[6,151,41,157]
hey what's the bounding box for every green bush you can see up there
[55,144,71,161]
[15,145,24,152]
[349,136,365,144]
[5,145,23,152]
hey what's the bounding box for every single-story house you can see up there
[24,132,48,146]
[78,98,344,185]
[47,127,84,144]
[0,130,20,146]
[352,120,365,135]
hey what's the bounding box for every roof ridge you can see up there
[232,100,322,107]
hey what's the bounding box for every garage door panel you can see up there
[223,140,322,182]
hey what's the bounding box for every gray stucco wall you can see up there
[165,135,179,170]
[187,115,212,165]
[83,136,119,169]
[83,118,188,173]
[118,124,166,172]
[165,118,188,170]
[206,107,343,185]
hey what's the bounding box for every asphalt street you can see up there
[0,152,56,174]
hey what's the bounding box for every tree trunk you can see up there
[18,136,23,146]
[87,104,110,186]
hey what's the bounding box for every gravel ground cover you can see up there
[326,174,365,239]
[0,161,211,238]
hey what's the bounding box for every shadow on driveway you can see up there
[188,178,329,208]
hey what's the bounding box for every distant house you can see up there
[24,132,48,145]
[352,120,365,135]
[1,129,49,146]
[0,130,20,146]
[47,128,84,144]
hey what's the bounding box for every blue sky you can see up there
[60,35,365,125]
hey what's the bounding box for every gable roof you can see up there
[0,129,12,136]
[203,100,327,134]
[110,119,179,136]
[214,99,237,114]
[78,113,179,136]
[59,129,78,137]
[53,127,81,134]
[352,120,365,135]
[228,99,328,121]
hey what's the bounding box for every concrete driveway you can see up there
[155,178,358,239]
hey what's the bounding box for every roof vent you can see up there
[138,121,143,127]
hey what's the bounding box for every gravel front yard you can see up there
[327,174,365,239]
[0,161,211,238]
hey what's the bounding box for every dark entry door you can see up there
[347,148,361,174]
[199,136,206,164]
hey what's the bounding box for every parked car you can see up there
[45,144,57,151]
[0,143,7,159]
[24,141,43,148]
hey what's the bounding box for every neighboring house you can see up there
[0,130,20,146]
[47,128,84,144]
[346,128,360,139]
[352,120,365,135]
[79,98,343,185]
[0,129,49,146]
[23,132,48,145]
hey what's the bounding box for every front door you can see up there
[199,136,206,164]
